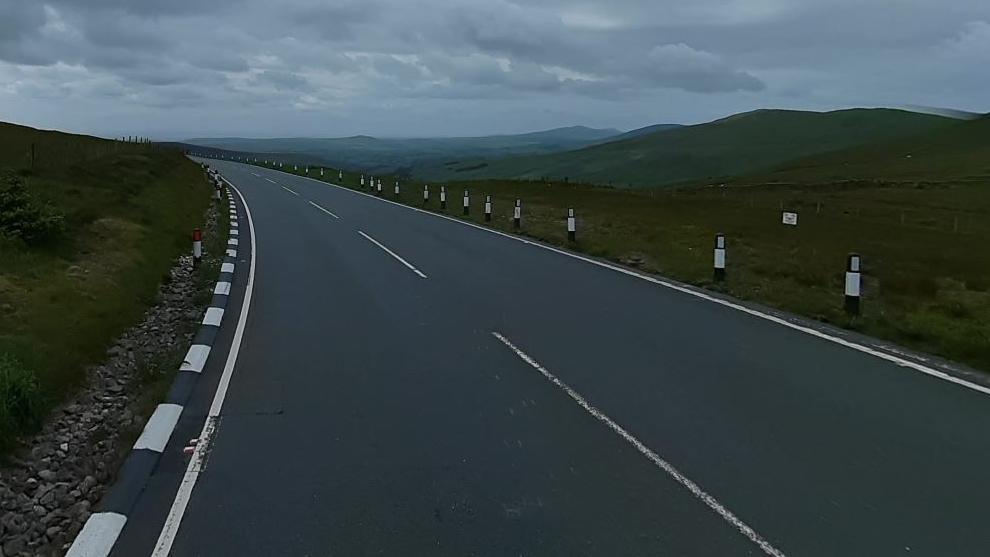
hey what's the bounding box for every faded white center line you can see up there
[308,200,340,219]
[491,331,787,557]
[264,177,278,184]
[357,230,428,278]
[281,185,299,196]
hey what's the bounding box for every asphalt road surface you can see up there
[114,158,990,556]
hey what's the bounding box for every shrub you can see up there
[0,172,65,244]
[0,354,44,444]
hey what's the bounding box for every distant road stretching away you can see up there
[113,158,990,556]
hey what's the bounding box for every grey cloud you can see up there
[0,0,986,139]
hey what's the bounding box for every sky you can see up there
[0,0,988,140]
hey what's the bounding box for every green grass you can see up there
[0,122,211,450]
[256,156,990,374]
[418,108,957,187]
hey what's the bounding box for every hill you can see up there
[417,109,958,187]
[737,113,990,184]
[184,126,623,175]
[0,122,211,447]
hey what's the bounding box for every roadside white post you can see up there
[377,179,383,195]
[713,233,726,282]
[440,186,447,210]
[294,165,298,171]
[192,228,202,265]
[845,253,862,315]
[463,190,470,215]
[513,199,521,229]
[360,175,365,188]
[423,185,429,205]
[338,170,343,180]
[394,180,400,197]
[320,167,324,177]
[484,195,492,222]
[305,166,309,174]
[567,208,576,241]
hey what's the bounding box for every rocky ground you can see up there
[0,205,220,557]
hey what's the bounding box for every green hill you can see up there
[0,122,210,448]
[736,113,990,185]
[184,126,624,175]
[417,109,958,187]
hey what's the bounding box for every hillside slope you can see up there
[738,113,990,184]
[418,109,957,187]
[0,122,210,446]
[185,126,623,175]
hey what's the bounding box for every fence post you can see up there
[713,233,726,282]
[845,253,861,315]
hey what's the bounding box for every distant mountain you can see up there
[183,126,623,175]
[417,108,957,187]
[608,123,683,141]
[737,113,990,184]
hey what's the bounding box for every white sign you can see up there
[781,211,798,226]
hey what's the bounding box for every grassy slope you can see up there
[419,109,957,187]
[738,114,990,184]
[0,122,210,446]
[250,122,990,373]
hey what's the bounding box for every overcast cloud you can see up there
[0,0,987,139]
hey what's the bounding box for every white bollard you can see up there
[567,208,576,241]
[513,199,521,229]
[192,228,202,264]
[440,186,447,210]
[423,185,429,204]
[394,181,400,197]
[484,195,492,222]
[713,233,726,282]
[845,253,861,315]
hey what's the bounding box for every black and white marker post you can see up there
[567,208,576,242]
[440,186,447,210]
[338,170,343,181]
[484,195,492,222]
[423,185,429,205]
[394,181,400,197]
[360,175,365,188]
[377,179,383,196]
[463,190,470,215]
[513,199,521,229]
[192,228,202,265]
[713,233,726,282]
[845,253,862,315]
[320,167,324,177]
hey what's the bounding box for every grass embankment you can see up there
[252,157,990,374]
[0,122,211,451]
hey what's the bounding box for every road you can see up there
[114,158,990,556]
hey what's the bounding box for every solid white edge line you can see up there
[357,230,428,278]
[491,331,786,557]
[265,165,990,398]
[308,200,340,219]
[202,307,224,327]
[133,404,184,452]
[65,512,128,557]
[151,178,257,556]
